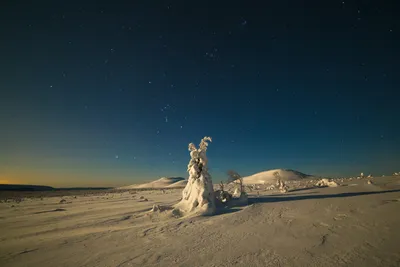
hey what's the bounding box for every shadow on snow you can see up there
[248,189,400,205]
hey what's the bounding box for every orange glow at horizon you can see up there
[0,178,23,185]
[0,173,23,185]
[0,170,147,187]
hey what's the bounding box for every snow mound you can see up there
[119,177,186,189]
[315,178,339,187]
[242,169,310,185]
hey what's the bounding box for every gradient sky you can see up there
[1,1,399,187]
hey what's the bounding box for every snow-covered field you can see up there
[1,176,400,267]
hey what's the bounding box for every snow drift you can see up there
[315,178,339,187]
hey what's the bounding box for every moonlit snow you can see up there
[1,141,400,266]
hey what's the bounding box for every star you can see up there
[115,155,119,159]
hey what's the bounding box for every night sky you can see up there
[1,1,399,187]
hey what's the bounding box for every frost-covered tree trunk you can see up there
[173,137,216,216]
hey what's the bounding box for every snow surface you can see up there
[1,175,400,266]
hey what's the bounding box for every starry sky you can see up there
[1,1,399,187]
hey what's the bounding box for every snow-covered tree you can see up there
[274,171,288,193]
[227,170,245,197]
[226,170,248,205]
[173,137,216,216]
[215,181,232,203]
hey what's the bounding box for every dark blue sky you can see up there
[1,1,399,186]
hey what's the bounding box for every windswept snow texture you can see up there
[119,177,186,189]
[242,169,311,185]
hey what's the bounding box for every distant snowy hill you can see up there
[119,177,187,189]
[242,169,311,185]
[166,180,188,188]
